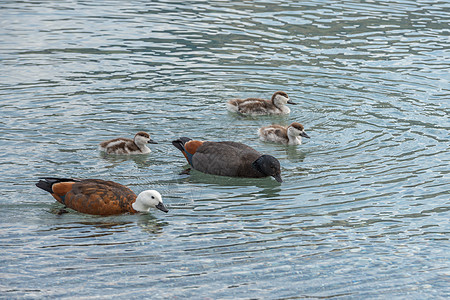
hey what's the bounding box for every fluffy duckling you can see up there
[227,91,296,115]
[259,122,310,145]
[99,131,157,155]
[36,177,168,215]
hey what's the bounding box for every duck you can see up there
[227,91,296,115]
[172,137,282,182]
[259,122,310,145]
[36,177,168,215]
[99,131,157,155]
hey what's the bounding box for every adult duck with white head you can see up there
[36,177,168,215]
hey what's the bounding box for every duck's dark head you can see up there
[252,155,282,183]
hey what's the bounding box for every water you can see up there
[1,0,449,298]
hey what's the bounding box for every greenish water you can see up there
[1,0,449,298]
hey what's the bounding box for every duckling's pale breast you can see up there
[287,136,302,145]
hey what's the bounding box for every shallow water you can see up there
[1,0,449,298]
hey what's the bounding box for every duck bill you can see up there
[300,131,310,138]
[148,139,158,144]
[273,174,283,183]
[287,99,297,105]
[155,202,169,213]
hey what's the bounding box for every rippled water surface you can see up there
[1,0,449,298]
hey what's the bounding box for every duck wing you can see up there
[236,99,273,114]
[192,141,262,178]
[64,179,137,215]
[99,137,139,154]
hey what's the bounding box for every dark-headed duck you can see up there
[172,137,282,182]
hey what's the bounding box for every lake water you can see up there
[1,0,449,298]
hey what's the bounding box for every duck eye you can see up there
[151,196,155,199]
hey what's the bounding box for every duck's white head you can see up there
[133,190,168,213]
[134,131,158,147]
[287,122,310,139]
[272,91,296,107]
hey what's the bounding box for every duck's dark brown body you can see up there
[36,178,138,215]
[192,141,264,178]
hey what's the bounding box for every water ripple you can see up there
[1,0,449,298]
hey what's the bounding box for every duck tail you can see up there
[171,137,192,152]
[36,179,54,194]
[36,177,79,194]
[172,137,199,166]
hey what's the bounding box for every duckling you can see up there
[99,131,157,155]
[259,122,310,145]
[227,91,296,115]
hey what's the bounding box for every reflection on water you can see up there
[283,145,308,162]
[184,168,282,188]
[136,214,168,234]
[0,0,449,298]
[99,151,154,168]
